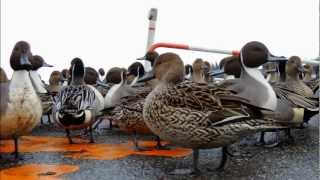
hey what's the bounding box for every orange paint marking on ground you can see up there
[0,164,79,180]
[0,136,192,160]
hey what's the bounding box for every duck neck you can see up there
[303,73,312,81]
[10,70,35,92]
[192,71,206,83]
[240,53,277,111]
[286,73,300,82]
[29,70,47,93]
[267,72,278,82]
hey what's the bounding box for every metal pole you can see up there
[145,8,157,71]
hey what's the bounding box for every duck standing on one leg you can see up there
[53,58,98,144]
[0,41,42,159]
[139,41,298,174]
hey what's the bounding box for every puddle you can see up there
[0,136,192,160]
[0,164,79,180]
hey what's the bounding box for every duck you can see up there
[103,66,159,151]
[60,69,70,86]
[184,64,193,80]
[53,58,99,144]
[303,64,319,94]
[127,62,145,86]
[139,41,300,174]
[214,54,318,145]
[0,41,42,159]
[191,58,207,84]
[48,71,62,95]
[98,68,105,82]
[29,55,54,124]
[137,51,159,69]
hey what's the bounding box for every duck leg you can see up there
[216,147,228,170]
[13,137,21,160]
[155,136,172,150]
[66,129,73,144]
[89,126,95,143]
[192,149,201,175]
[132,131,150,151]
[285,128,294,143]
[47,113,51,124]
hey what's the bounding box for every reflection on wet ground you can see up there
[0,116,318,180]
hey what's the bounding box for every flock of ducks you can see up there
[0,40,319,175]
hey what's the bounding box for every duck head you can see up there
[105,67,124,84]
[192,58,207,83]
[70,58,85,85]
[184,64,193,79]
[84,67,99,85]
[29,55,53,71]
[138,52,184,84]
[10,41,33,71]
[127,62,145,85]
[49,71,62,86]
[223,56,241,78]
[285,56,303,80]
[0,67,8,83]
[137,51,159,68]
[98,68,105,77]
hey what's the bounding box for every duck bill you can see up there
[20,53,31,65]
[209,70,225,76]
[136,55,146,60]
[267,54,288,62]
[42,62,53,67]
[96,81,109,87]
[137,70,155,83]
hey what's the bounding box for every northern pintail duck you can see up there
[0,41,42,159]
[60,69,70,86]
[140,42,292,174]
[191,58,207,84]
[184,64,193,80]
[215,53,318,145]
[54,58,99,143]
[83,67,106,109]
[103,66,159,151]
[127,62,145,86]
[98,68,105,82]
[137,51,159,69]
[303,64,319,94]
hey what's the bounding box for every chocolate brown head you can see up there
[10,41,33,70]
[105,67,124,84]
[241,41,269,68]
[154,52,185,84]
[30,55,53,70]
[61,69,70,79]
[223,56,242,78]
[98,68,105,77]
[137,51,159,67]
[84,67,99,85]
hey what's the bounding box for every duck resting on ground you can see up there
[139,41,302,174]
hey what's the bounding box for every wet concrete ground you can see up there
[0,115,319,180]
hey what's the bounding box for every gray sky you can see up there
[1,0,318,82]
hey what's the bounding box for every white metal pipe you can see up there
[145,8,157,71]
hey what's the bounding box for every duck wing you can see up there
[54,85,97,111]
[271,82,319,111]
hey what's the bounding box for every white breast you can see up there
[88,85,104,114]
[0,70,42,139]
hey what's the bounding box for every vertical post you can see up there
[145,8,157,71]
